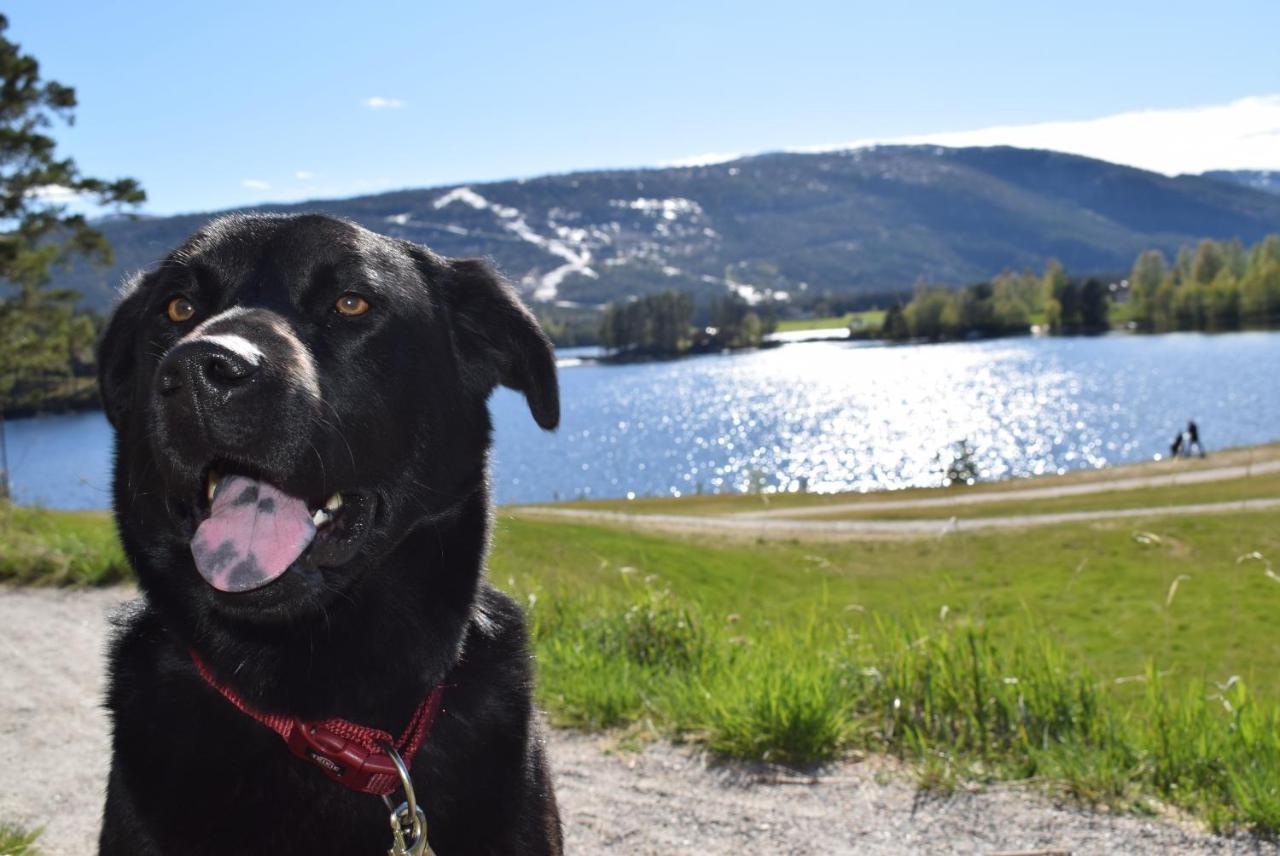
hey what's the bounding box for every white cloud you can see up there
[668,95,1280,176]
[364,96,404,110]
[241,179,271,190]
[26,184,82,203]
[663,151,744,168]
[294,170,315,180]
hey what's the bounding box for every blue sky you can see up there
[8,0,1280,215]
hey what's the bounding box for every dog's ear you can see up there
[97,274,151,429]
[439,258,560,430]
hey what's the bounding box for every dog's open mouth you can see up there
[190,468,376,593]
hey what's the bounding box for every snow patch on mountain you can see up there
[727,279,789,305]
[610,197,704,220]
[433,187,492,211]
[435,186,596,301]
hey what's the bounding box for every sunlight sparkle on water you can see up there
[488,333,1279,503]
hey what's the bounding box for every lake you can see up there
[4,331,1279,510]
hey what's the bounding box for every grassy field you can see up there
[492,510,1280,701]
[776,310,886,333]
[491,504,1280,832]
[5,451,1280,834]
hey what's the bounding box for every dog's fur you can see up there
[96,214,563,855]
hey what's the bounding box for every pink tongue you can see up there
[191,475,317,592]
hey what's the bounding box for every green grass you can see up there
[492,510,1280,701]
[1110,301,1140,326]
[490,494,1280,832]
[0,824,40,856]
[518,577,1280,833]
[776,310,885,333]
[0,502,128,585]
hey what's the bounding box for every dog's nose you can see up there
[157,338,261,399]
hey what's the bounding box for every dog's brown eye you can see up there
[335,293,370,317]
[167,296,196,323]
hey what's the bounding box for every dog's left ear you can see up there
[97,273,151,429]
[439,257,560,430]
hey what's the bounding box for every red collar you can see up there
[191,651,446,796]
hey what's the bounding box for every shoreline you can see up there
[7,327,1278,421]
[7,440,1279,517]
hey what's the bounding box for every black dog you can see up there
[96,214,563,855]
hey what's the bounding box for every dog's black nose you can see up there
[157,338,261,399]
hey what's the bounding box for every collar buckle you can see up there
[285,722,400,795]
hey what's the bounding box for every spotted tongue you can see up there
[191,475,317,592]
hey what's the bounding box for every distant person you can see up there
[1187,420,1205,458]
[1169,431,1184,459]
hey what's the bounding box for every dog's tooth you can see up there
[312,508,331,527]
[324,493,343,512]
[206,472,219,503]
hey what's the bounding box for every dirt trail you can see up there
[3,587,1277,855]
[513,497,1280,541]
[731,459,1280,520]
[511,455,1280,541]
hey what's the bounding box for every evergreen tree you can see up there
[1057,281,1083,331]
[880,303,909,340]
[1079,278,1109,331]
[0,14,144,413]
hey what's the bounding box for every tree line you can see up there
[1127,235,1280,332]
[880,261,1110,341]
[598,291,778,356]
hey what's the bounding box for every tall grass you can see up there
[526,580,1280,836]
[0,824,40,856]
[0,502,128,586]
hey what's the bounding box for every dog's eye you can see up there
[166,296,196,323]
[335,293,370,317]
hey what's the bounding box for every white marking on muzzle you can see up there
[179,306,320,400]
[184,306,252,340]
[201,334,263,367]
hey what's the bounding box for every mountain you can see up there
[1202,170,1280,195]
[58,145,1280,313]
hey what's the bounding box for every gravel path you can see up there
[3,586,1276,855]
[731,459,1280,520]
[513,497,1280,540]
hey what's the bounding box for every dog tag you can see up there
[387,801,432,856]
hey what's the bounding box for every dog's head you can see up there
[98,213,557,625]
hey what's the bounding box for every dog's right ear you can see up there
[97,273,151,429]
